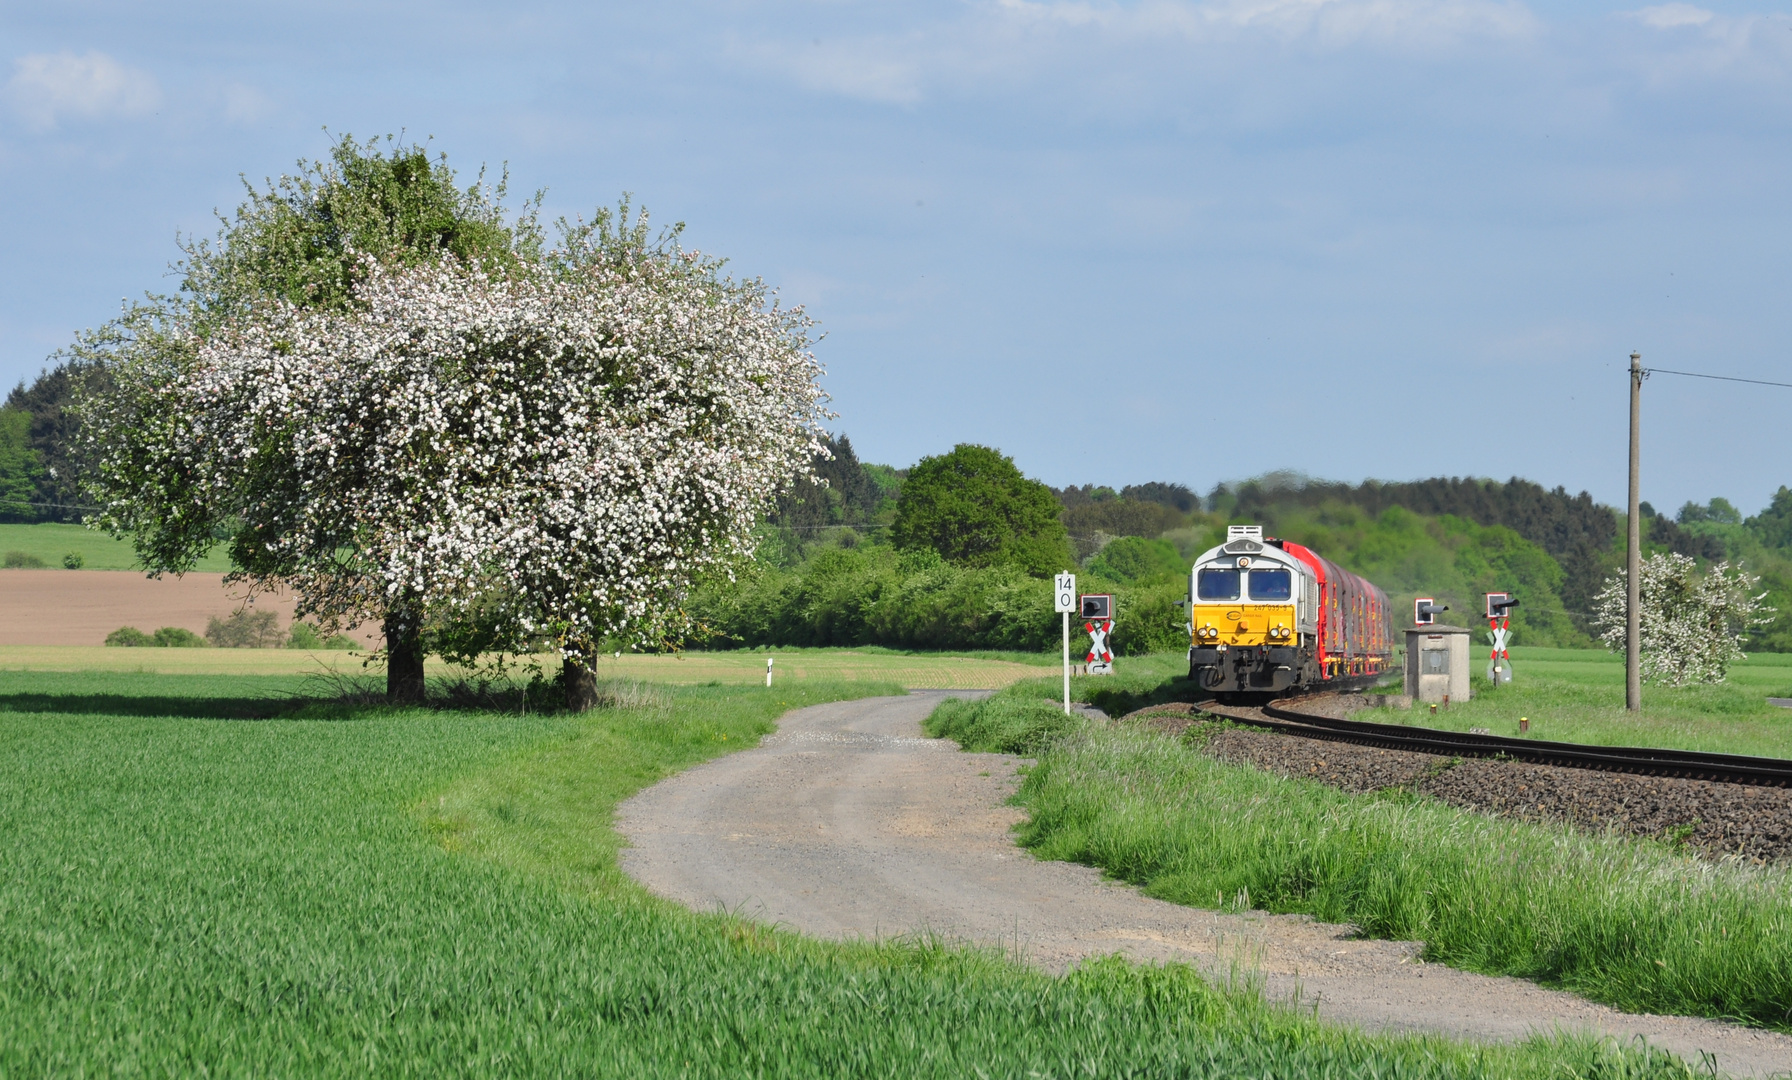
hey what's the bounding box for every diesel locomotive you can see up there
[1187,525,1395,696]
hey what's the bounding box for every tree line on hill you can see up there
[703,448,1792,654]
[10,350,1790,655]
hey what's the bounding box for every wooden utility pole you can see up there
[1626,352,1643,713]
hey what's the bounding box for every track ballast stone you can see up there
[1128,704,1792,863]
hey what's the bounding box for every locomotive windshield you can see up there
[1196,568,1241,600]
[1248,569,1292,600]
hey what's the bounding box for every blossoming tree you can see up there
[77,138,826,705]
[1592,552,1774,686]
[86,255,826,706]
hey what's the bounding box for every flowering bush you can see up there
[1592,552,1774,685]
[84,254,827,699]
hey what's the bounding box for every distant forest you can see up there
[747,445,1792,652]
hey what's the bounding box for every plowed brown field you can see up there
[0,570,380,647]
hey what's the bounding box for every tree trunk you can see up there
[385,610,426,705]
[560,657,598,712]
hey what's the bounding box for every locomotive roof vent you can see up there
[1224,524,1265,554]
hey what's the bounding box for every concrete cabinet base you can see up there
[1405,626,1472,704]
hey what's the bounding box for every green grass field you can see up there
[1388,646,1792,759]
[929,676,1792,1032]
[0,522,235,572]
[0,645,1050,689]
[0,665,1700,1077]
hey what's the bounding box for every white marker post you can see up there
[766,656,774,687]
[1054,572,1077,715]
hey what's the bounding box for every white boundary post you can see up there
[1054,573,1076,715]
[1062,610,1070,714]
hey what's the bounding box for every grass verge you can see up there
[929,678,1792,1032]
[0,644,1051,688]
[1397,647,1792,759]
[0,669,1698,1076]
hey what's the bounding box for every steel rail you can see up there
[1197,698,1792,788]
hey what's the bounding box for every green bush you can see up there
[694,546,1065,652]
[692,540,1196,657]
[61,552,83,569]
[926,694,1083,755]
[3,550,46,568]
[152,627,208,648]
[104,626,153,647]
[205,609,283,648]
[1085,536,1184,582]
[286,622,361,650]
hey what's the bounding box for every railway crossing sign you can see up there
[1080,593,1115,675]
[1485,592,1518,684]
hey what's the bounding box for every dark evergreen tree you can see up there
[1120,481,1198,513]
[770,434,886,531]
[3,361,109,521]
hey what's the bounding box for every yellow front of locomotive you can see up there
[1188,557,1300,648]
[1197,565,1297,641]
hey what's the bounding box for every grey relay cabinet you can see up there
[1405,625,1472,704]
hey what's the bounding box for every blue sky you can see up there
[3,0,1789,514]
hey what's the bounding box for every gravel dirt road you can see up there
[618,691,1792,1078]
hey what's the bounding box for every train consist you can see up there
[1187,525,1395,696]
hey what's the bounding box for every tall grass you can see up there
[931,683,1792,1029]
[0,670,1697,1077]
[1406,647,1792,759]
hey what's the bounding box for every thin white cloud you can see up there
[776,39,926,105]
[993,0,1539,48]
[5,51,160,131]
[1619,5,1792,84]
[744,0,1540,108]
[1632,4,1716,30]
[222,82,272,125]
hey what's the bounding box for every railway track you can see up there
[1199,695,1792,788]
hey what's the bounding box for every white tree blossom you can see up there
[1592,553,1774,686]
[85,254,828,677]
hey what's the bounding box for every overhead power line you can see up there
[1646,367,1792,390]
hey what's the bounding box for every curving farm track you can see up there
[617,691,1792,1077]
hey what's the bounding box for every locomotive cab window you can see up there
[1248,569,1292,601]
[1197,568,1241,600]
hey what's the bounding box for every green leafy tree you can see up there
[1748,487,1792,551]
[1085,536,1184,583]
[1678,498,1743,525]
[891,444,1072,577]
